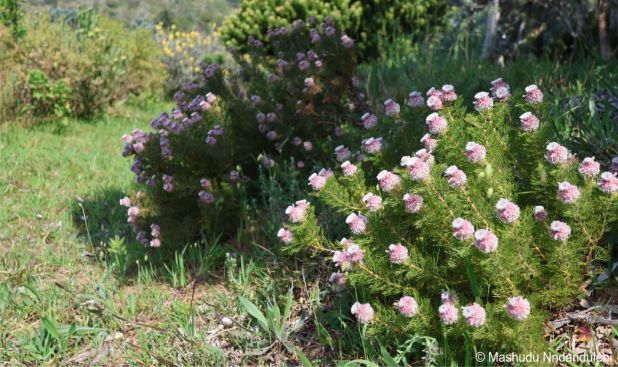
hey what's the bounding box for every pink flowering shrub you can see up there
[280,81,618,360]
[120,16,375,246]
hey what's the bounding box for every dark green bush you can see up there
[220,0,447,61]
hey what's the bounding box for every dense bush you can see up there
[220,0,447,61]
[121,17,371,247]
[280,81,618,361]
[0,9,165,122]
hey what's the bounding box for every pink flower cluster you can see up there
[474,229,499,253]
[361,113,378,129]
[438,291,459,325]
[599,172,618,193]
[490,78,511,101]
[333,238,365,270]
[346,213,368,234]
[277,228,293,244]
[524,84,543,104]
[519,112,540,132]
[465,142,486,163]
[334,145,351,162]
[444,165,467,188]
[474,91,493,111]
[407,91,424,108]
[578,157,600,177]
[362,137,383,154]
[426,113,448,135]
[403,193,424,213]
[550,221,571,241]
[341,161,358,176]
[402,156,431,181]
[462,303,486,327]
[285,200,310,223]
[384,99,400,117]
[495,198,520,223]
[351,302,374,324]
[534,206,548,222]
[452,218,475,240]
[308,169,333,191]
[505,296,531,320]
[386,243,409,264]
[421,134,438,152]
[396,296,418,317]
[377,170,401,192]
[545,142,570,165]
[558,182,580,204]
[363,193,383,212]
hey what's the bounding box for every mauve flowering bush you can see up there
[280,81,618,359]
[121,16,372,246]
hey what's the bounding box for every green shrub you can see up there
[281,81,618,362]
[220,0,447,61]
[0,9,165,123]
[0,0,25,38]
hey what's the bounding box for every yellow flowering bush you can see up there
[155,23,225,95]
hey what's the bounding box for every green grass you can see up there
[0,103,330,365]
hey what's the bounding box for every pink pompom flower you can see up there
[377,170,401,192]
[438,303,459,325]
[402,157,431,181]
[341,161,358,176]
[361,113,378,129]
[519,112,540,132]
[462,303,486,327]
[465,142,486,163]
[150,239,161,248]
[421,133,438,152]
[505,296,531,321]
[426,95,443,111]
[578,157,600,178]
[329,272,346,292]
[490,78,509,92]
[452,218,475,240]
[335,145,352,162]
[351,302,374,324]
[308,172,328,191]
[545,142,570,165]
[490,78,511,101]
[426,87,442,98]
[346,213,368,234]
[558,181,580,204]
[333,239,364,270]
[598,172,618,194]
[396,296,418,317]
[474,229,499,253]
[441,84,457,102]
[550,221,571,241]
[444,165,467,188]
[386,243,408,264]
[362,137,383,154]
[495,198,521,223]
[524,84,543,104]
[403,193,423,213]
[407,91,424,108]
[384,99,400,117]
[426,113,448,135]
[303,141,313,151]
[534,206,548,222]
[285,200,310,223]
[340,34,354,48]
[119,196,132,207]
[474,92,493,111]
[363,193,383,212]
[277,228,293,244]
[416,149,435,166]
